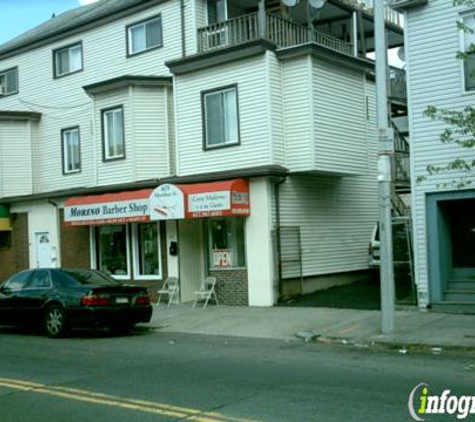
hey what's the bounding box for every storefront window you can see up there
[135,223,160,277]
[96,225,128,277]
[207,217,245,268]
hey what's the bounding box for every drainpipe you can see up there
[181,0,186,57]
[273,176,287,302]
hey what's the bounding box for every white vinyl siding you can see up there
[406,0,475,306]
[127,15,162,55]
[62,127,81,174]
[175,55,271,175]
[0,3,181,200]
[54,43,82,77]
[0,120,33,197]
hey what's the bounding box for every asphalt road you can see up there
[0,326,474,422]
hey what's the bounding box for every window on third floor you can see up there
[127,15,163,56]
[102,106,125,161]
[53,42,83,78]
[0,67,18,96]
[462,14,475,91]
[61,126,81,175]
[202,85,240,149]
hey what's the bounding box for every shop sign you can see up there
[188,191,230,216]
[149,184,185,220]
[212,249,233,267]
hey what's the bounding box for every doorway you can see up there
[35,232,54,268]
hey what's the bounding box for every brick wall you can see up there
[209,269,248,306]
[0,213,29,282]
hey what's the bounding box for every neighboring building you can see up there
[395,0,475,311]
[0,0,406,306]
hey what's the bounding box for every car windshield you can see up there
[60,269,121,286]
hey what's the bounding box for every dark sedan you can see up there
[0,268,153,338]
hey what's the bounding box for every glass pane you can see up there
[5,69,17,93]
[61,269,121,286]
[97,225,128,276]
[216,0,226,22]
[5,271,31,290]
[56,49,69,75]
[105,111,115,157]
[71,129,80,170]
[465,54,475,91]
[138,224,159,275]
[208,218,245,268]
[224,89,238,143]
[145,19,161,49]
[205,92,225,146]
[130,24,146,53]
[207,0,218,24]
[70,45,82,72]
[114,109,124,156]
[28,271,51,288]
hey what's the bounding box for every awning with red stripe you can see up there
[64,179,250,226]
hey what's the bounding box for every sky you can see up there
[0,0,100,45]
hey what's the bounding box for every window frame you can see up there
[126,14,163,57]
[201,84,240,151]
[101,105,126,162]
[132,223,162,280]
[0,67,19,97]
[61,126,81,175]
[53,42,83,79]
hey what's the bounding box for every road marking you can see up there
[0,377,259,422]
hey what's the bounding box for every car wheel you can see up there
[44,305,67,338]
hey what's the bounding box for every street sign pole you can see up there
[375,0,395,334]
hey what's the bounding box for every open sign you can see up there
[213,249,233,268]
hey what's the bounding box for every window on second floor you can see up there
[0,67,18,96]
[127,15,162,56]
[202,85,240,149]
[102,106,125,161]
[61,127,81,174]
[462,14,475,91]
[54,43,83,78]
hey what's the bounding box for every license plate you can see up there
[115,297,129,304]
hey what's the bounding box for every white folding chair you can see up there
[157,277,179,307]
[193,276,219,309]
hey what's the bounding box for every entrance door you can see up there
[35,232,54,268]
[179,220,204,303]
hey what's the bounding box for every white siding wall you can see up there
[0,1,182,199]
[313,59,368,175]
[406,0,475,307]
[268,52,286,166]
[0,120,33,197]
[174,54,271,175]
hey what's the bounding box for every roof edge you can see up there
[0,111,42,121]
[83,75,173,94]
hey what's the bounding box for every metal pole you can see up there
[375,0,395,334]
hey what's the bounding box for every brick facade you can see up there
[59,210,167,299]
[209,269,248,306]
[0,213,29,282]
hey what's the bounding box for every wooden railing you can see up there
[389,67,407,103]
[339,0,404,28]
[392,122,410,187]
[197,13,354,56]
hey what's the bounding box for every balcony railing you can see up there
[389,67,407,103]
[392,123,410,187]
[339,0,403,28]
[197,13,354,56]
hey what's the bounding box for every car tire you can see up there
[44,305,67,338]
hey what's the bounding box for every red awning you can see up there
[64,179,250,226]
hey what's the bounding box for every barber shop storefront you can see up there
[63,178,257,306]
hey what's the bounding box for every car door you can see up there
[0,270,33,325]
[18,270,53,323]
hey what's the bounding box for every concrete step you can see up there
[431,302,475,314]
[444,290,475,302]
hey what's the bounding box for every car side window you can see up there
[27,270,52,289]
[4,271,32,291]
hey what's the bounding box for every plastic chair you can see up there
[193,276,219,309]
[157,277,179,307]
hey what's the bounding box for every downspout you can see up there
[274,176,287,302]
[181,0,186,57]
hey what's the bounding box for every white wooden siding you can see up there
[0,120,33,197]
[174,55,271,175]
[406,0,475,306]
[268,52,285,166]
[0,1,182,199]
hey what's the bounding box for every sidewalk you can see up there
[147,304,475,350]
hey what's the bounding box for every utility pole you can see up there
[374,0,395,334]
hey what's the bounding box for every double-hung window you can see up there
[0,67,18,96]
[202,85,239,149]
[102,106,125,161]
[127,16,162,55]
[61,126,81,174]
[462,14,475,91]
[54,43,83,77]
